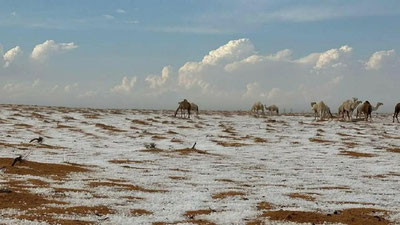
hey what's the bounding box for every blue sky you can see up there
[1,0,400,110]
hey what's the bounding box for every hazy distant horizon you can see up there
[1,1,400,112]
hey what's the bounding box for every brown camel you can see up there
[360,101,373,122]
[174,99,191,118]
[393,103,400,123]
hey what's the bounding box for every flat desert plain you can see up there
[0,104,399,225]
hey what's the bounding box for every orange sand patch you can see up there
[213,140,248,147]
[131,119,150,126]
[387,148,400,153]
[172,148,212,156]
[255,208,391,225]
[88,181,167,193]
[212,191,245,199]
[288,193,316,201]
[339,151,377,158]
[95,123,126,132]
[257,201,274,211]
[0,158,89,179]
[253,137,267,143]
[131,209,153,216]
[184,209,214,217]
[169,176,187,180]
[308,137,334,144]
[108,159,149,164]
[152,135,167,140]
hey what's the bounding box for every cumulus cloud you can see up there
[178,38,255,89]
[31,40,78,62]
[111,76,137,94]
[314,45,352,69]
[3,46,22,68]
[365,49,397,70]
[145,66,172,88]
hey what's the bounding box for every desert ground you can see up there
[0,104,399,225]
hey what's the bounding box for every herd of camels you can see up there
[174,98,400,123]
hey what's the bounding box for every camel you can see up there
[174,99,191,118]
[250,101,264,115]
[338,98,362,121]
[356,102,383,119]
[264,105,279,115]
[359,101,373,121]
[393,103,400,123]
[190,103,199,116]
[311,101,333,120]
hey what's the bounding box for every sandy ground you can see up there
[0,104,399,225]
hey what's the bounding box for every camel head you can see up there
[310,102,316,107]
[377,102,383,107]
[352,97,358,102]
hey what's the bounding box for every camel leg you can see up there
[174,107,180,117]
[188,109,190,118]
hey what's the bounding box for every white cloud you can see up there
[242,82,261,98]
[3,46,22,68]
[111,76,137,94]
[145,66,172,89]
[314,45,352,69]
[225,49,292,72]
[79,90,97,98]
[31,40,78,62]
[116,9,126,14]
[365,49,397,70]
[178,38,255,89]
[103,14,114,20]
[64,83,78,92]
[32,79,40,88]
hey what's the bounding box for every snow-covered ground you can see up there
[0,104,399,224]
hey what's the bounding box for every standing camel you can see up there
[338,98,362,121]
[250,101,264,115]
[265,105,279,115]
[174,99,191,118]
[356,102,383,119]
[190,103,199,116]
[393,103,400,123]
[360,101,373,122]
[311,101,332,120]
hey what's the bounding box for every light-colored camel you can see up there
[264,104,279,115]
[311,101,332,120]
[174,99,191,118]
[356,102,383,119]
[250,101,264,114]
[393,103,400,123]
[338,98,361,121]
[190,103,199,116]
[359,101,373,121]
